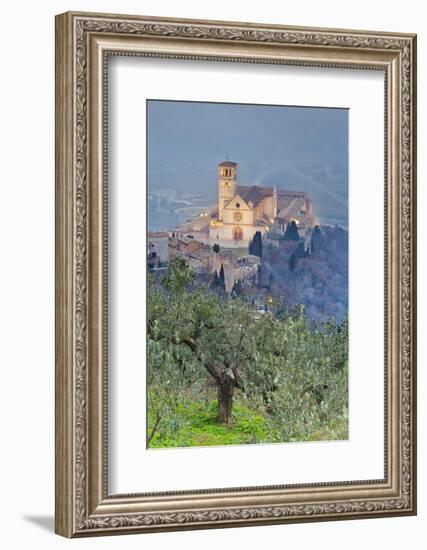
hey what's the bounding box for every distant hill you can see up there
[148,189,212,231]
[148,161,348,230]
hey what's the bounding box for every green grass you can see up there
[305,413,348,442]
[148,396,349,449]
[148,399,280,449]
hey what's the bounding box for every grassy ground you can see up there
[149,399,280,448]
[148,398,348,449]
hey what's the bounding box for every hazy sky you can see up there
[147,100,348,223]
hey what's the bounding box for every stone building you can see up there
[194,161,314,247]
[147,231,169,269]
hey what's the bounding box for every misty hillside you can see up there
[262,225,348,322]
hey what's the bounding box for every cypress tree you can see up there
[249,231,263,258]
[211,271,221,289]
[211,269,226,292]
[219,264,225,285]
[249,236,254,255]
[311,225,322,254]
[284,221,300,241]
[257,231,263,257]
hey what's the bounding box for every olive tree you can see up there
[148,257,256,424]
[148,257,348,442]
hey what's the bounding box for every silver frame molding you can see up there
[55,11,417,538]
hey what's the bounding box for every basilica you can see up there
[176,160,315,248]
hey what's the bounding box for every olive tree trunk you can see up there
[217,375,235,424]
[181,337,241,424]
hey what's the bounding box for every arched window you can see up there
[233,226,243,241]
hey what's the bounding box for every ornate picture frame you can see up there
[55,11,417,537]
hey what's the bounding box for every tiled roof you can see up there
[237,185,274,206]
[276,196,306,220]
[189,247,212,261]
[218,160,237,167]
[277,190,307,198]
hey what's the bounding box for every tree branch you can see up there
[181,336,222,381]
[147,410,162,446]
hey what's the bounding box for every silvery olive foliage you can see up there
[147,258,348,446]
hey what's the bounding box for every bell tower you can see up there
[218,160,237,219]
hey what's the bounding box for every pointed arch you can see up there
[233,226,243,241]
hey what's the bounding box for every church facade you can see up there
[207,160,314,247]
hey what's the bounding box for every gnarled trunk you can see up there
[217,375,235,424]
[181,336,240,424]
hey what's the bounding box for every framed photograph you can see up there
[55,11,417,537]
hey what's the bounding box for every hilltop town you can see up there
[148,161,348,321]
